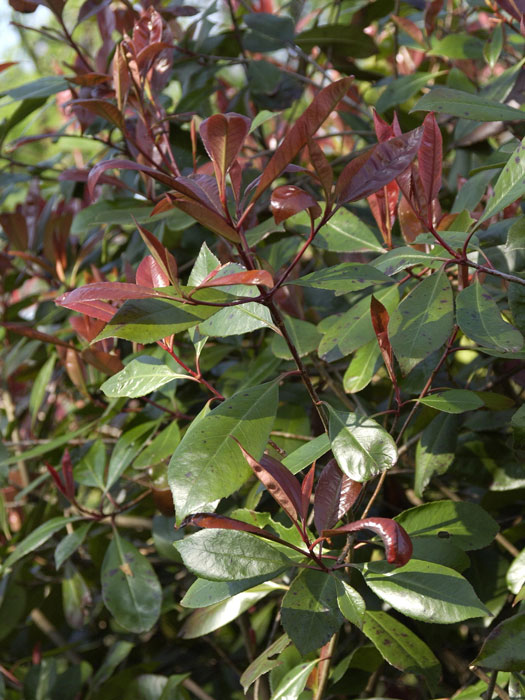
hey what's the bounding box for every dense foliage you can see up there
[2,0,525,698]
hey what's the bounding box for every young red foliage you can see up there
[136,256,170,288]
[418,112,443,221]
[134,221,178,286]
[314,459,362,534]
[301,464,316,525]
[197,269,274,289]
[199,113,251,199]
[370,295,395,383]
[270,185,321,224]
[322,517,413,567]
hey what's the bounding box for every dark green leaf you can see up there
[363,610,441,688]
[417,390,484,413]
[289,263,391,296]
[376,72,445,113]
[1,76,70,102]
[335,577,366,627]
[456,282,523,352]
[92,641,134,687]
[240,634,291,693]
[74,440,106,490]
[296,24,377,58]
[101,531,162,633]
[395,500,499,550]
[415,414,460,497]
[0,577,26,641]
[361,559,489,623]
[55,522,93,569]
[106,421,157,490]
[480,138,525,223]
[62,561,91,629]
[412,87,525,121]
[281,569,344,654]
[134,422,181,469]
[373,247,441,276]
[271,316,321,359]
[174,529,294,581]
[282,434,331,475]
[474,614,525,671]
[169,381,278,523]
[243,12,295,52]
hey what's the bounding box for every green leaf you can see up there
[410,537,470,572]
[505,217,525,253]
[343,340,382,394]
[457,282,523,352]
[509,281,525,336]
[327,406,398,482]
[474,614,525,671]
[362,610,441,688]
[415,414,460,497]
[394,500,499,550]
[249,109,280,133]
[198,302,277,337]
[100,356,190,398]
[174,529,294,581]
[376,72,446,113]
[412,87,525,121]
[484,23,503,68]
[506,548,525,594]
[96,296,221,344]
[62,561,91,629]
[181,574,282,608]
[169,381,278,523]
[429,33,484,59]
[318,285,399,362]
[282,434,331,475]
[289,207,383,253]
[271,316,322,359]
[296,23,377,58]
[180,582,278,639]
[361,559,489,623]
[106,421,157,491]
[74,439,106,490]
[1,516,81,573]
[281,569,344,655]
[417,390,484,413]
[372,247,441,276]
[240,634,291,693]
[29,354,55,425]
[480,137,525,223]
[134,422,180,469]
[70,199,192,235]
[101,531,162,633]
[289,263,391,296]
[54,522,93,569]
[272,660,319,700]
[92,641,134,688]
[0,577,27,642]
[335,577,366,627]
[243,12,295,52]
[1,75,70,102]
[388,270,454,365]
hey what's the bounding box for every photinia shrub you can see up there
[1,0,525,698]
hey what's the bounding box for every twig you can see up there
[470,667,510,700]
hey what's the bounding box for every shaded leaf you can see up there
[240,634,291,693]
[411,87,525,122]
[480,137,525,223]
[474,614,525,671]
[415,413,460,497]
[314,458,362,533]
[289,262,391,296]
[418,112,442,210]
[417,389,484,413]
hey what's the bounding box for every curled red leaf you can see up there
[322,517,412,567]
[270,185,321,224]
[314,459,362,534]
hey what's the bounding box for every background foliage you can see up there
[2,0,525,698]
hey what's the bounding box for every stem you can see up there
[159,341,224,400]
[313,633,338,700]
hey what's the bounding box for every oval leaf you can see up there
[270,185,321,224]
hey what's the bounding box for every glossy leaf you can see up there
[169,382,278,523]
[281,569,344,655]
[101,531,162,633]
[309,206,384,253]
[167,191,241,243]
[415,413,460,497]
[474,614,525,671]
[363,611,441,688]
[272,661,318,700]
[456,282,524,352]
[322,517,413,567]
[184,512,292,550]
[394,500,499,550]
[87,159,177,199]
[100,356,190,398]
[411,87,525,122]
[361,559,489,623]
[335,578,366,627]
[417,389,484,413]
[235,443,302,523]
[343,340,382,394]
[106,421,157,490]
[389,270,454,365]
[197,268,273,289]
[180,582,277,639]
[314,458,362,533]
[418,112,442,210]
[174,529,294,581]
[199,112,250,187]
[270,185,321,224]
[336,129,422,204]
[135,222,178,286]
[253,77,353,201]
[288,263,391,296]
[54,522,93,569]
[136,256,170,288]
[282,434,331,475]
[327,405,398,482]
[197,302,276,337]
[181,574,280,609]
[480,137,525,223]
[506,548,525,594]
[240,634,291,693]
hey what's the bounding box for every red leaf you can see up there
[252,77,353,201]
[185,513,281,544]
[167,192,241,243]
[135,220,178,285]
[136,255,170,288]
[336,128,423,204]
[398,195,424,244]
[234,439,302,524]
[367,180,399,246]
[87,159,177,200]
[55,282,164,308]
[70,99,125,130]
[82,347,124,375]
[322,517,413,567]
[67,73,110,87]
[61,449,75,499]
[199,113,251,193]
[425,0,444,35]
[301,464,315,524]
[307,137,333,204]
[314,459,362,533]
[62,299,116,323]
[372,111,394,142]
[396,163,428,222]
[58,168,129,190]
[418,112,442,219]
[391,15,425,46]
[45,463,68,498]
[198,268,274,289]
[0,62,18,73]
[270,185,322,224]
[371,296,396,382]
[173,174,223,214]
[136,42,173,71]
